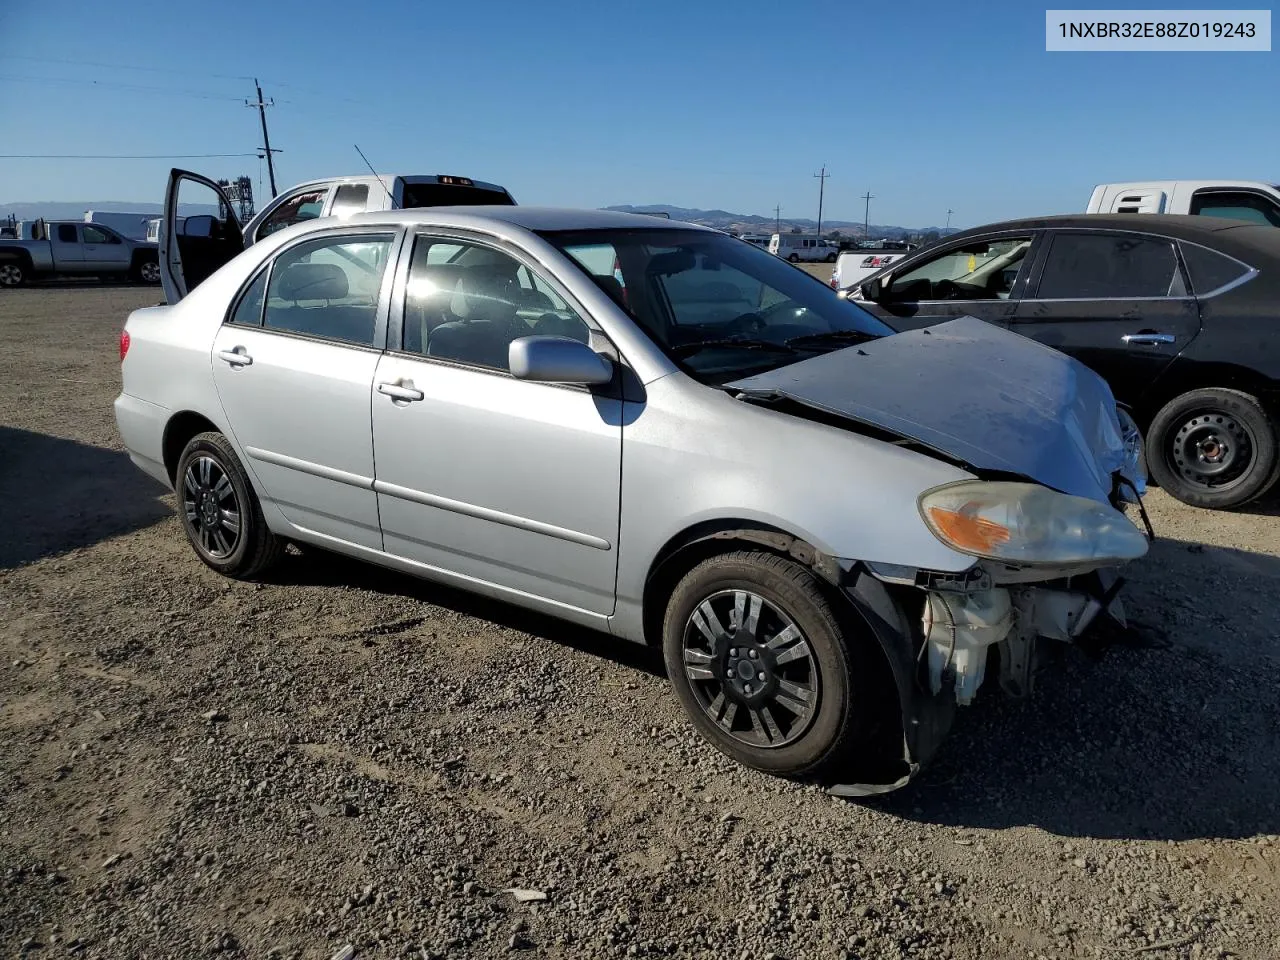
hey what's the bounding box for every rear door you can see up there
[860,231,1041,331]
[1010,229,1202,407]
[160,169,244,303]
[51,223,84,269]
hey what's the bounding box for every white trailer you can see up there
[83,210,156,241]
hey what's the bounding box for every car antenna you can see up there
[354,144,397,209]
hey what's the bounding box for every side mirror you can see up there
[184,215,216,238]
[509,336,613,385]
[861,274,888,301]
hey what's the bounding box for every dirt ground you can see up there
[1,285,1277,960]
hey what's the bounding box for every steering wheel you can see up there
[728,312,766,335]
[932,279,964,300]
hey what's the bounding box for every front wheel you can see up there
[175,432,284,578]
[662,551,868,778]
[0,261,26,287]
[1146,388,1279,509]
[825,252,837,262]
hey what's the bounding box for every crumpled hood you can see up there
[727,316,1137,503]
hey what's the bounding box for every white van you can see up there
[768,234,838,263]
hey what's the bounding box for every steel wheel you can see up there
[1169,411,1255,493]
[681,588,820,749]
[0,263,24,286]
[182,455,242,560]
[139,260,161,283]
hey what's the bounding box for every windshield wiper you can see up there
[784,330,878,349]
[673,338,799,358]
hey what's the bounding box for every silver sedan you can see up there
[115,201,1149,794]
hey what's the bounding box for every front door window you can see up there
[885,237,1033,302]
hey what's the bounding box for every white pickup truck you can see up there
[159,169,516,302]
[827,247,913,291]
[1086,180,1280,226]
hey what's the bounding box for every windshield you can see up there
[539,228,895,383]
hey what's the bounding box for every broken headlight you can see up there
[918,481,1149,566]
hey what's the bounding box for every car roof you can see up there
[334,206,719,233]
[948,213,1280,259]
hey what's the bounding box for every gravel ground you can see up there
[1,286,1277,960]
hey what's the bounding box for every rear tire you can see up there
[787,253,800,263]
[175,432,284,579]
[662,551,869,779]
[0,261,26,287]
[825,252,837,262]
[1146,388,1279,509]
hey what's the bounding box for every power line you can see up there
[0,73,251,102]
[4,53,254,82]
[0,153,259,160]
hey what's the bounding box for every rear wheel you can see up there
[662,551,869,778]
[787,253,800,263]
[825,252,837,262]
[175,432,284,578]
[1146,388,1279,509]
[0,261,26,286]
[139,260,161,284]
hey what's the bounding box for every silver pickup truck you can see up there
[0,220,161,287]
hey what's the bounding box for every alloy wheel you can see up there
[140,261,161,283]
[0,263,23,286]
[182,455,242,559]
[1170,411,1255,492]
[681,589,820,748]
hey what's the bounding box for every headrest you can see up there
[278,262,348,301]
[452,269,517,324]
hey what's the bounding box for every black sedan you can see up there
[846,214,1280,510]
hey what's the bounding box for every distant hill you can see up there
[604,204,957,238]
[0,200,217,222]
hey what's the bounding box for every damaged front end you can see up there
[830,476,1152,798]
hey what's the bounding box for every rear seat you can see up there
[267,262,377,345]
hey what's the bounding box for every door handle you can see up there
[377,380,424,402]
[1121,333,1175,346]
[217,348,253,366]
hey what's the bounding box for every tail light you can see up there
[119,329,130,362]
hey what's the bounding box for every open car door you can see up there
[159,169,244,304]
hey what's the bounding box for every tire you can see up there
[787,253,800,263]
[1146,388,1279,509]
[175,432,284,578]
[138,259,161,284]
[825,253,837,263]
[0,260,26,287]
[662,550,869,779]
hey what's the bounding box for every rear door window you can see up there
[261,234,394,346]
[1035,233,1182,300]
[56,224,78,243]
[1179,243,1254,296]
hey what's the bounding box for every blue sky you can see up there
[0,0,1275,229]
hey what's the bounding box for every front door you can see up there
[370,232,622,615]
[1011,229,1203,408]
[159,169,244,303]
[861,232,1040,331]
[211,229,399,548]
[81,224,131,272]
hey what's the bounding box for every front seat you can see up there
[429,269,520,368]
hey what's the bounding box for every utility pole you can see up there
[774,204,781,235]
[247,79,280,198]
[861,191,875,240]
[945,208,953,231]
[813,165,829,237]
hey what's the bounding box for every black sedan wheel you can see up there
[663,551,867,778]
[1147,388,1279,509]
[175,432,284,578]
